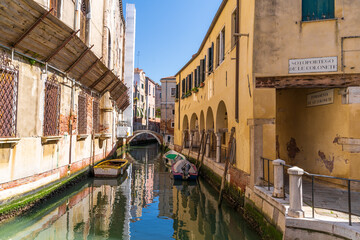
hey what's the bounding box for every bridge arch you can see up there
[126,130,163,145]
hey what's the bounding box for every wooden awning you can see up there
[256,74,360,89]
[0,0,129,110]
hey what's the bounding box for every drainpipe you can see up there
[235,0,240,122]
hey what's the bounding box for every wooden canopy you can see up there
[0,0,129,110]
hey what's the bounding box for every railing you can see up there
[260,157,360,226]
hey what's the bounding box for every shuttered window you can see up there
[176,84,179,98]
[194,69,198,87]
[208,43,214,74]
[182,79,185,95]
[190,73,193,90]
[197,66,200,86]
[302,0,334,21]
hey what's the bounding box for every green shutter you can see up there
[302,0,334,21]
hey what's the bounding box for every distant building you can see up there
[155,83,162,123]
[160,76,177,144]
[134,68,147,125]
[146,77,156,121]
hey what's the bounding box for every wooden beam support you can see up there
[256,73,360,89]
[78,58,101,82]
[100,78,116,95]
[44,30,80,62]
[66,45,94,73]
[13,8,54,48]
[109,81,120,93]
[89,70,111,89]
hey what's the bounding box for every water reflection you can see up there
[0,143,259,240]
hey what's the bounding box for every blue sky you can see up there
[123,0,222,84]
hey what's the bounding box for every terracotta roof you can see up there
[161,76,176,80]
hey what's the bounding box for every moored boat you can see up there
[163,150,186,167]
[171,159,198,181]
[94,159,128,178]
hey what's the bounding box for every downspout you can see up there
[235,0,240,122]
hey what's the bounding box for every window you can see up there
[141,83,144,89]
[172,109,175,115]
[43,76,61,136]
[171,122,175,128]
[170,87,176,97]
[153,87,155,96]
[176,84,179,98]
[141,95,144,102]
[194,68,198,87]
[208,43,214,74]
[182,79,185,95]
[50,0,61,18]
[197,66,200,86]
[302,0,334,21]
[78,94,87,135]
[80,0,89,43]
[217,28,225,66]
[200,59,205,83]
[0,60,19,138]
[149,85,151,95]
[160,92,162,99]
[231,9,238,47]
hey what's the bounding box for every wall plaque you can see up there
[289,57,338,74]
[307,89,334,107]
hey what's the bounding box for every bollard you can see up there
[272,159,285,198]
[287,166,305,218]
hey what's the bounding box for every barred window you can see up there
[43,76,61,136]
[93,99,100,133]
[0,62,19,138]
[78,94,87,135]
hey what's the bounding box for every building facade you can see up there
[161,77,176,144]
[0,0,129,203]
[174,0,360,193]
[133,68,146,125]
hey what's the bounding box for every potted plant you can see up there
[191,87,199,93]
[186,90,192,97]
[181,94,186,99]
[199,82,205,88]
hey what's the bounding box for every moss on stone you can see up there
[244,202,283,240]
[0,169,88,218]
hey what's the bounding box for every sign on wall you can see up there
[289,57,338,74]
[307,89,334,107]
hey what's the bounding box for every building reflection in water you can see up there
[0,143,259,240]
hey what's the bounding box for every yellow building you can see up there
[174,0,360,188]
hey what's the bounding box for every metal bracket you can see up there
[45,30,80,62]
[233,33,249,37]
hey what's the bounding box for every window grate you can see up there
[43,75,61,136]
[93,99,100,133]
[78,93,87,134]
[0,51,19,138]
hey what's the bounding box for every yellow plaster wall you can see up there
[175,0,260,174]
[276,88,360,180]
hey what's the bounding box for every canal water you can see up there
[0,143,260,240]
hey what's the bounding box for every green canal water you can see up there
[0,143,260,240]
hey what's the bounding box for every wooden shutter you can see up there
[197,66,200,86]
[302,0,334,21]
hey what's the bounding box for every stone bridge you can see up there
[126,130,163,145]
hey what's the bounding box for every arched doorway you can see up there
[216,101,228,162]
[190,113,199,149]
[182,115,189,148]
[206,107,215,159]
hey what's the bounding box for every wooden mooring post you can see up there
[198,131,210,172]
[218,127,236,207]
[196,130,205,165]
